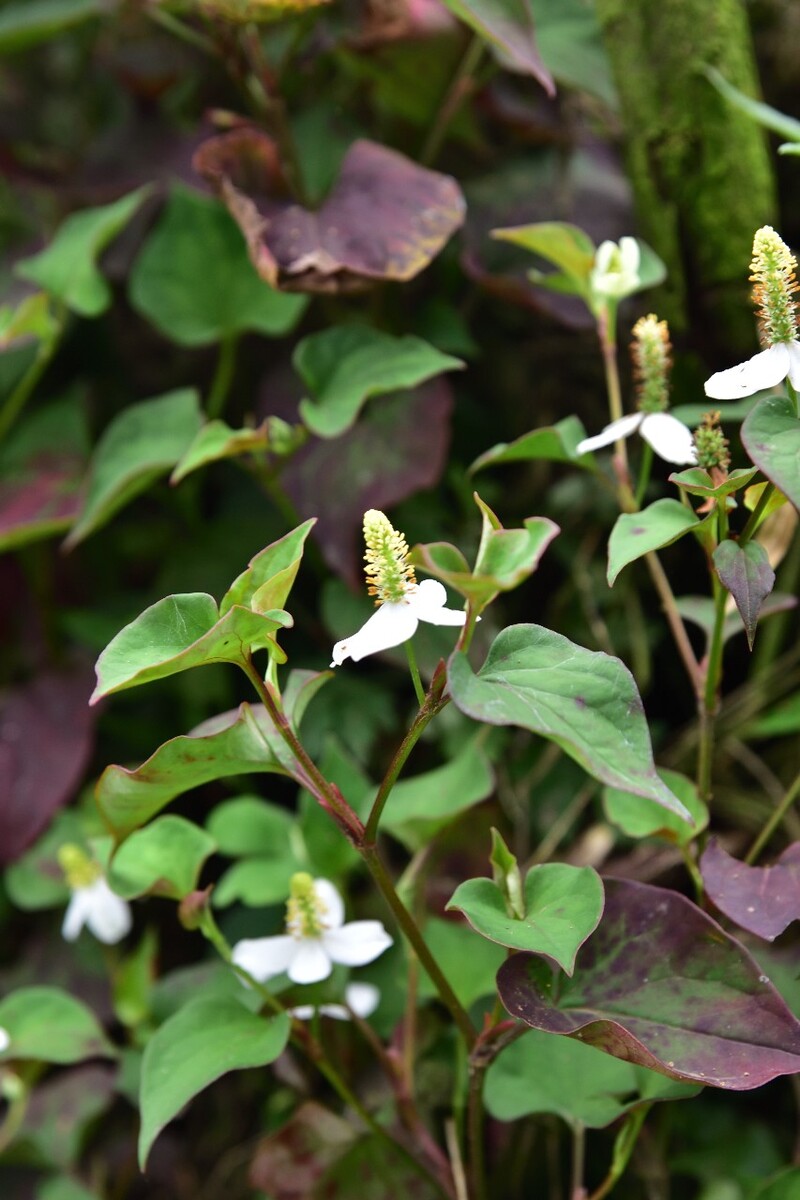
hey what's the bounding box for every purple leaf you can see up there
[0,453,83,551]
[701,839,800,942]
[0,663,95,864]
[282,380,453,585]
[713,539,775,650]
[497,877,800,1090]
[194,130,465,293]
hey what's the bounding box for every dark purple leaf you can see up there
[497,877,800,1090]
[0,453,84,551]
[701,839,800,942]
[713,539,775,650]
[281,380,452,585]
[249,1103,357,1197]
[0,663,96,864]
[194,130,465,293]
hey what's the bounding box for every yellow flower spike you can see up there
[58,844,101,890]
[363,509,416,605]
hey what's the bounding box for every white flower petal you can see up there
[593,241,614,273]
[81,879,131,944]
[576,413,642,455]
[704,343,789,399]
[314,878,345,930]
[411,579,467,628]
[331,601,419,666]
[786,340,800,389]
[62,890,91,942]
[232,934,297,982]
[316,1003,351,1020]
[620,236,640,274]
[344,982,380,1018]
[0,1027,11,1053]
[323,920,393,967]
[639,412,697,465]
[288,939,333,985]
[287,1002,317,1020]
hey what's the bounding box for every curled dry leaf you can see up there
[194,129,466,293]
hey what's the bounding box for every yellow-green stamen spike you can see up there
[286,872,326,939]
[58,844,101,890]
[750,226,799,346]
[693,411,731,473]
[632,314,671,413]
[363,509,416,605]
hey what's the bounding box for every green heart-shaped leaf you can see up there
[0,987,116,1063]
[109,816,216,900]
[607,499,703,585]
[742,393,800,511]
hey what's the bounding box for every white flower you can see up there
[576,411,697,465]
[590,237,640,300]
[704,340,800,399]
[0,1027,10,1053]
[231,876,393,986]
[62,876,133,945]
[331,578,466,667]
[289,982,381,1022]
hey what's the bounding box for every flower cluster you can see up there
[232,874,392,985]
[331,510,466,666]
[590,237,640,301]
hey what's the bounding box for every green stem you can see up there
[206,334,239,420]
[405,640,427,708]
[466,1062,488,1200]
[421,34,485,167]
[634,440,654,506]
[597,308,628,476]
[365,701,440,843]
[240,657,476,1048]
[587,1105,651,1200]
[643,551,703,694]
[745,764,800,865]
[0,1075,29,1156]
[0,327,62,442]
[738,481,775,546]
[697,502,729,802]
[147,6,218,55]
[570,1121,586,1200]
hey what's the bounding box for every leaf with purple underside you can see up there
[700,840,800,941]
[497,877,800,1090]
[713,539,775,650]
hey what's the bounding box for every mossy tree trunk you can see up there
[595,0,777,360]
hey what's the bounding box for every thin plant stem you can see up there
[745,764,800,865]
[405,640,427,707]
[240,658,477,1047]
[570,1121,586,1200]
[365,701,441,842]
[0,1077,29,1156]
[445,1119,470,1200]
[466,1062,488,1200]
[634,440,654,507]
[643,551,703,694]
[421,34,485,167]
[0,328,62,442]
[206,334,239,420]
[147,6,218,55]
[587,1106,650,1200]
[738,481,775,546]
[697,501,730,801]
[597,308,628,476]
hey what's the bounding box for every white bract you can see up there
[331,578,466,666]
[62,876,133,945]
[0,1027,10,1053]
[590,237,640,300]
[232,876,392,986]
[290,982,380,1022]
[577,411,696,465]
[704,340,800,399]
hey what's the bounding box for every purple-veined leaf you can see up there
[497,878,800,1090]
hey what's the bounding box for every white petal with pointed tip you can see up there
[704,343,790,399]
[232,934,296,982]
[576,413,642,455]
[344,982,380,1017]
[312,878,345,930]
[323,920,394,967]
[288,940,332,984]
[331,600,419,666]
[639,412,697,465]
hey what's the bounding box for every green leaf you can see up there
[0,0,103,53]
[448,625,689,820]
[751,1168,800,1199]
[36,1178,100,1200]
[607,499,702,585]
[490,828,525,919]
[531,0,615,107]
[129,186,306,346]
[713,539,775,650]
[108,816,216,900]
[16,188,151,317]
[486,1027,697,1128]
[214,857,302,908]
[96,703,298,840]
[669,466,759,499]
[207,795,303,907]
[0,987,116,1063]
[491,221,595,295]
[675,592,796,651]
[704,66,800,144]
[435,0,554,92]
[139,998,290,1168]
[92,593,289,703]
[221,519,315,616]
[448,863,603,974]
[113,929,158,1028]
[294,325,463,438]
[170,419,270,483]
[3,809,88,910]
[742,393,800,512]
[65,389,203,547]
[379,739,495,851]
[0,291,59,347]
[470,415,591,472]
[603,769,708,847]
[418,918,506,1009]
